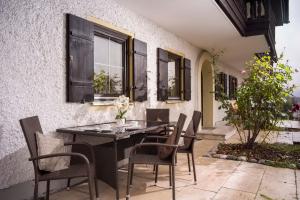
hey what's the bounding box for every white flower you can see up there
[114,95,130,119]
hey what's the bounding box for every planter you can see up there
[116,118,126,126]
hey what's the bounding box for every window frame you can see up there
[166,51,183,100]
[93,24,130,101]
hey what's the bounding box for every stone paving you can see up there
[51,140,299,200]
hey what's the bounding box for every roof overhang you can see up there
[113,0,270,70]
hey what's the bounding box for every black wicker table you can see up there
[57,120,174,200]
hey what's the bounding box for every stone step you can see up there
[197,125,236,141]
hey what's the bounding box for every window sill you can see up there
[91,101,134,106]
[91,101,115,106]
[166,100,184,104]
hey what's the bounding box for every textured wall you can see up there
[0,0,201,189]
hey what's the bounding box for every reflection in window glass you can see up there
[94,35,123,97]
[109,40,122,67]
[167,55,180,98]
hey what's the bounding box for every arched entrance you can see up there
[198,52,214,128]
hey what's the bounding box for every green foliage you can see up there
[93,70,121,95]
[217,54,294,149]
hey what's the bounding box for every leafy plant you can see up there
[217,53,294,149]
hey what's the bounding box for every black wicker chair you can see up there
[177,111,202,183]
[126,113,187,200]
[20,116,99,200]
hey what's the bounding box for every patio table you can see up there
[56,120,175,200]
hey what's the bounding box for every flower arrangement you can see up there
[114,95,129,120]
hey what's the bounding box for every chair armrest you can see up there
[29,152,90,166]
[140,135,168,143]
[144,135,169,139]
[180,135,196,139]
[130,143,178,156]
[64,142,95,163]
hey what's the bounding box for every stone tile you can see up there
[238,161,267,170]
[223,171,263,193]
[264,166,296,184]
[193,169,233,192]
[176,186,216,200]
[256,178,297,200]
[296,169,300,181]
[214,187,255,200]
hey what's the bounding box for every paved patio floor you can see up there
[51,141,299,200]
[48,123,300,200]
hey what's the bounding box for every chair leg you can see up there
[87,174,95,200]
[154,165,159,185]
[126,162,132,200]
[175,155,177,165]
[191,151,197,184]
[94,177,99,200]
[46,180,50,200]
[67,178,71,190]
[130,163,134,185]
[152,165,155,174]
[169,165,172,188]
[187,153,191,174]
[34,179,38,200]
[171,165,176,200]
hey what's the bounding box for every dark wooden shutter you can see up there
[223,73,228,95]
[67,14,94,103]
[132,39,147,102]
[157,48,168,101]
[229,75,238,100]
[215,72,227,100]
[184,58,191,101]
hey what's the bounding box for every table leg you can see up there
[114,139,119,200]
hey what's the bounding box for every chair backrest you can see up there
[19,116,43,159]
[158,113,186,159]
[191,111,202,133]
[146,108,169,126]
[183,111,202,149]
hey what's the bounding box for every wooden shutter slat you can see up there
[133,39,147,102]
[184,58,191,101]
[67,14,94,103]
[157,48,168,101]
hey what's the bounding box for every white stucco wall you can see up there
[0,0,202,189]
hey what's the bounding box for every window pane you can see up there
[109,66,123,95]
[168,61,179,97]
[94,36,109,65]
[109,40,122,67]
[94,65,109,95]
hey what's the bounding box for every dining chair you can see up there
[177,111,202,183]
[145,111,201,184]
[19,116,99,200]
[126,113,187,200]
[146,108,170,135]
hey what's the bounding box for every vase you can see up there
[116,118,126,126]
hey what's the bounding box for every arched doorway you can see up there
[198,53,214,128]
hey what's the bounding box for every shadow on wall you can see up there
[0,146,33,190]
[0,146,78,200]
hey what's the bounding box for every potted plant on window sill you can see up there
[114,95,129,125]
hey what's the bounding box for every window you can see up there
[167,52,181,99]
[93,25,129,99]
[157,48,190,101]
[67,14,148,103]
